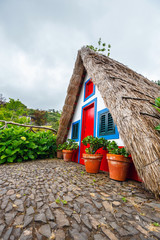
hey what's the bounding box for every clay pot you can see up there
[62,150,74,162]
[107,154,131,181]
[57,150,63,159]
[83,153,103,173]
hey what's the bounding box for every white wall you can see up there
[67,74,124,146]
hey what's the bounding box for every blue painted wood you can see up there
[84,78,95,102]
[97,108,119,139]
[71,120,80,142]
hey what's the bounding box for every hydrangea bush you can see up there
[0,127,57,164]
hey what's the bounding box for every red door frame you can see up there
[78,98,97,164]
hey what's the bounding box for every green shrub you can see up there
[0,126,57,164]
[62,139,79,150]
[82,135,108,154]
[107,141,129,157]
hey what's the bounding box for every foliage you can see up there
[0,95,61,130]
[152,222,160,227]
[122,197,127,203]
[82,135,108,154]
[0,126,57,164]
[153,80,160,86]
[0,97,29,124]
[62,139,79,150]
[55,198,61,204]
[55,198,68,205]
[46,110,61,131]
[57,143,67,150]
[87,38,111,56]
[33,110,47,126]
[153,97,160,131]
[107,141,129,157]
[5,98,27,113]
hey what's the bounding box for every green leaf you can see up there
[0,158,6,164]
[155,125,160,130]
[61,200,68,205]
[152,222,160,227]
[155,97,160,107]
[1,154,7,159]
[17,158,22,162]
[28,154,35,160]
[122,197,127,203]
[55,198,61,204]
[7,156,16,163]
[5,148,13,155]
[0,146,6,152]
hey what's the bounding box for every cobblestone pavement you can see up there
[0,159,160,240]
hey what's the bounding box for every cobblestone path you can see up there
[0,159,160,240]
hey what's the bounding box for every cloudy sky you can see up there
[0,0,160,110]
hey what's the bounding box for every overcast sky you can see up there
[0,0,160,110]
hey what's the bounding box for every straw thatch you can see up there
[57,47,160,197]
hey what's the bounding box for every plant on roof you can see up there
[82,135,109,154]
[107,141,129,157]
[153,97,160,131]
[86,38,111,56]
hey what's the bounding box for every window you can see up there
[84,78,95,101]
[97,108,119,139]
[99,112,115,136]
[71,120,80,141]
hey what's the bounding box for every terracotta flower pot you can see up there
[57,150,63,159]
[62,150,74,162]
[83,153,103,173]
[107,154,131,181]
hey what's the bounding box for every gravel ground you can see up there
[0,158,160,240]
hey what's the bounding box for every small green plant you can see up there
[153,97,160,131]
[87,38,111,56]
[61,200,68,205]
[82,135,108,154]
[55,198,68,205]
[81,171,85,175]
[93,179,96,182]
[62,139,78,150]
[107,141,129,157]
[152,222,160,227]
[122,197,127,203]
[55,198,61,204]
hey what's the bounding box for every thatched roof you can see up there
[57,47,160,197]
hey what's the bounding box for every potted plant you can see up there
[106,141,131,181]
[57,143,66,159]
[62,139,79,162]
[82,136,108,173]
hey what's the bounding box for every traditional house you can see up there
[57,47,160,197]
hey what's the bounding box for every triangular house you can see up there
[57,47,160,197]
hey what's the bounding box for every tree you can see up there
[0,97,29,123]
[33,110,47,126]
[46,110,61,131]
[5,98,27,113]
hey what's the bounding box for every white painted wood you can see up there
[67,74,124,146]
